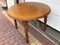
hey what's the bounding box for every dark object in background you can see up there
[16,0,19,3]
[2,0,8,10]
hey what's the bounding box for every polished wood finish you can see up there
[7,2,51,43]
[7,2,51,21]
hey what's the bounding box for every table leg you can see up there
[14,19,18,29]
[23,21,29,43]
[16,0,19,3]
[44,16,47,32]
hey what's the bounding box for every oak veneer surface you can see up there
[7,2,51,21]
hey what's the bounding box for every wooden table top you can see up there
[7,2,51,21]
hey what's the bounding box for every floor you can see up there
[30,20,60,45]
[0,0,56,45]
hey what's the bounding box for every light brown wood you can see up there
[7,2,51,43]
[7,2,51,21]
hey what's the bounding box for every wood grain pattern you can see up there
[7,2,51,43]
[7,2,51,21]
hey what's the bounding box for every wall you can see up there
[7,0,14,8]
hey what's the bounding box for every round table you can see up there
[7,2,51,43]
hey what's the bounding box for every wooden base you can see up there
[37,15,47,32]
[44,16,47,32]
[14,17,47,43]
[14,20,29,43]
[14,19,18,29]
[23,21,29,43]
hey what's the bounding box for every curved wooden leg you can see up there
[23,21,29,43]
[14,19,18,29]
[44,16,47,32]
